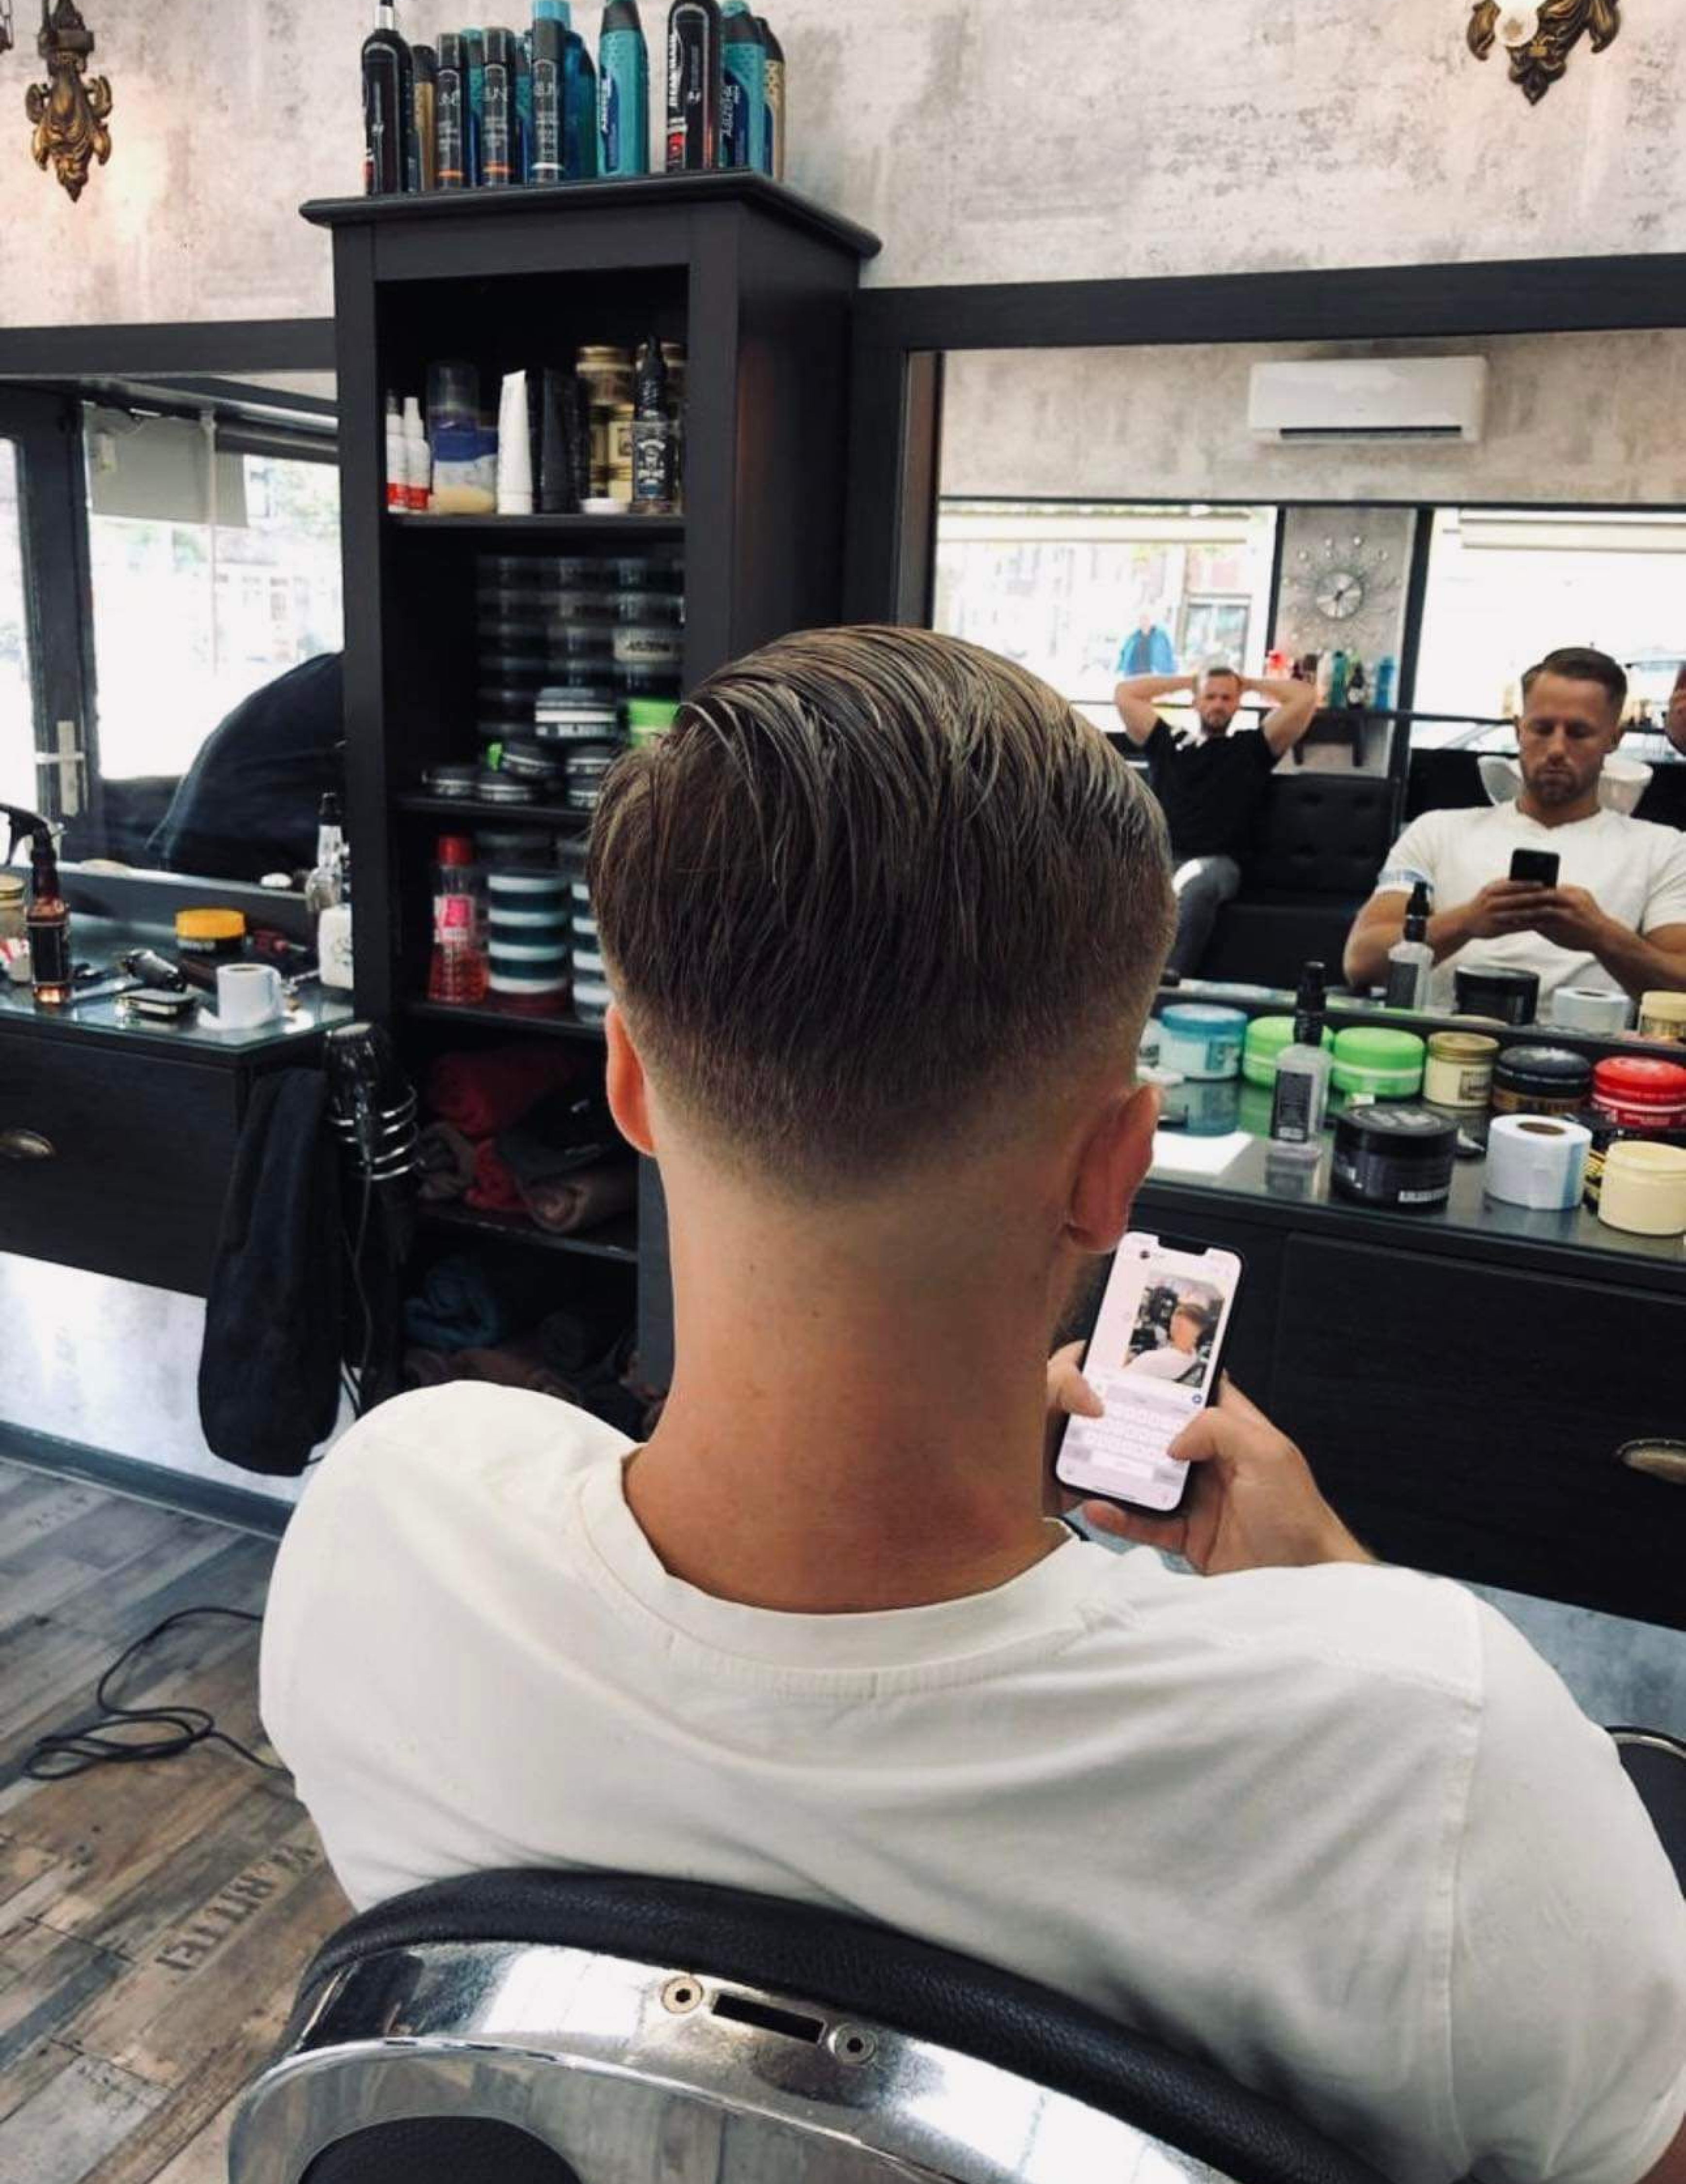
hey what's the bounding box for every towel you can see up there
[427,1045,581,1139]
[497,1085,624,1188]
[416,1121,478,1204]
[520,1158,638,1235]
[403,1252,530,1353]
[466,1136,526,1214]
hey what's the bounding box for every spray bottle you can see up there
[1384,880,1435,1012]
[665,0,722,169]
[718,0,764,169]
[758,16,783,176]
[598,0,650,177]
[1,805,71,1008]
[1270,960,1332,1145]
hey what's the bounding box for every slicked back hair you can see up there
[589,626,1175,1191]
[1521,647,1628,720]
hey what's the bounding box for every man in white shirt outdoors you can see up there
[263,629,1686,2184]
[1344,646,1686,1009]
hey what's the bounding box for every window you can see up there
[0,439,34,817]
[85,417,343,784]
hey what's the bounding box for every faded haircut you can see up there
[1521,646,1628,718]
[589,626,1174,1190]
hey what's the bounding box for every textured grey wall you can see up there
[0,1,1684,324]
[940,333,1686,506]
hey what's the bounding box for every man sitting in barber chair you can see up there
[264,630,1686,2184]
[1344,646,1686,1009]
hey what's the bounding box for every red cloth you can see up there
[466,1136,525,1213]
[427,1046,580,1140]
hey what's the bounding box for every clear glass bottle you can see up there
[427,834,488,1005]
[1270,960,1331,1144]
[1384,880,1434,1011]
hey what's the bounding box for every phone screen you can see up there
[1509,848,1560,887]
[1055,1235,1243,1514]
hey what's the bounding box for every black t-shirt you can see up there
[1138,717,1278,861]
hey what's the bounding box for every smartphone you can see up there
[1509,848,1560,887]
[1054,1234,1244,1517]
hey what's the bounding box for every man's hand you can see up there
[1452,877,1553,943]
[1523,884,1612,953]
[1046,1357,1370,1575]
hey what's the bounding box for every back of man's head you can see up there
[590,626,1174,1192]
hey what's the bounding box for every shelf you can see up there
[420,1201,638,1264]
[404,998,607,1042]
[390,513,684,540]
[397,794,589,827]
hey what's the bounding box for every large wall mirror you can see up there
[845,262,1686,996]
[0,320,339,897]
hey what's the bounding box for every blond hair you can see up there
[590,626,1174,1189]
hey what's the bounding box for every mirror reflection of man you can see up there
[1113,663,1318,975]
[1668,665,1686,762]
[1124,1288,1220,1385]
[1345,647,1686,1009]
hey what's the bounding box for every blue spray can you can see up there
[598,0,650,178]
[757,17,783,177]
[565,32,598,176]
[513,31,534,181]
[718,0,764,171]
[462,28,486,186]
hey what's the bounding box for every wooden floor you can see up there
[0,1457,350,2184]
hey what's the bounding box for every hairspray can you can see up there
[758,17,783,177]
[530,15,564,179]
[513,31,534,180]
[665,0,721,170]
[435,32,465,185]
[362,1,415,195]
[564,30,598,176]
[412,44,439,187]
[718,0,763,170]
[482,27,514,183]
[598,0,650,177]
[463,29,486,185]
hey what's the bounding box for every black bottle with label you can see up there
[630,335,676,512]
[665,0,722,170]
[362,0,415,195]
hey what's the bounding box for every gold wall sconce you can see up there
[27,0,113,201]
[1468,2,1621,105]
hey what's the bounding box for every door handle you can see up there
[1617,1439,1686,1487]
[0,1127,55,1160]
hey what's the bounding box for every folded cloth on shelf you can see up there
[403,1252,529,1353]
[466,1136,526,1214]
[416,1121,478,1204]
[427,1045,581,1139]
[539,1293,637,1373]
[520,1157,638,1235]
[402,1338,579,1404]
[497,1085,625,1188]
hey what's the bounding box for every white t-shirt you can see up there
[1122,1342,1205,1381]
[1372,803,1686,1010]
[261,1385,1686,2184]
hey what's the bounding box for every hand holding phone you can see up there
[1053,1234,1242,1517]
[1509,848,1560,888]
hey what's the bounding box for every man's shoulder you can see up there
[1606,807,1686,865]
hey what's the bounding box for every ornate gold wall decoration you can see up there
[26,0,113,202]
[1468,1,1621,104]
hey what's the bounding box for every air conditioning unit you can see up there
[1248,357,1488,444]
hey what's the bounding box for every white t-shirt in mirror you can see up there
[1372,804,1686,1010]
[261,1384,1686,2184]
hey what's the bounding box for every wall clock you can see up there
[1282,532,1401,636]
[1315,570,1365,621]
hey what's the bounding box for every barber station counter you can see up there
[1135,1009,1686,1633]
[0,915,353,1296]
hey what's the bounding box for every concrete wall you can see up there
[1,1,1684,325]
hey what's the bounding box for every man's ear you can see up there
[604,1004,656,1158]
[1067,1082,1159,1254]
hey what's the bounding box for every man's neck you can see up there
[1516,789,1602,830]
[624,1167,1073,1614]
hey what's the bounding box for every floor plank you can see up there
[0,1457,350,2183]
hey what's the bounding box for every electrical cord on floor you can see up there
[23,1607,288,1782]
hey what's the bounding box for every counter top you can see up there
[1140,1080,1686,1291]
[0,918,355,1065]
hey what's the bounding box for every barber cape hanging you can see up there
[1468,0,1620,105]
[27,0,113,202]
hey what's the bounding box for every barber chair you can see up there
[1612,1727,1686,1892]
[1201,774,1400,987]
[230,1870,1387,2184]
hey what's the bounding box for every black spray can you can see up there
[483,26,514,185]
[665,0,722,171]
[531,16,564,182]
[362,0,415,194]
[436,31,466,186]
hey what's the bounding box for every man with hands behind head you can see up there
[1346,646,1686,1009]
[1114,662,1318,975]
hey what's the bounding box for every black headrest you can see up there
[1248,777,1396,898]
[298,1870,1388,2184]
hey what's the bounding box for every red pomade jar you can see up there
[1592,1055,1686,1131]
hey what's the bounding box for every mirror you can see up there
[931,329,1686,1009]
[0,349,340,893]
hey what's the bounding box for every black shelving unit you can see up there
[306,176,880,1379]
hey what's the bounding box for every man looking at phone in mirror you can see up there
[266,630,1686,2184]
[1345,647,1686,1008]
[1113,662,1318,976]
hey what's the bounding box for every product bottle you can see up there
[1270,961,1331,1144]
[306,793,345,916]
[665,0,722,169]
[427,836,489,1005]
[598,0,650,176]
[1326,648,1349,710]
[413,43,439,186]
[758,16,783,176]
[1373,654,1398,712]
[1384,881,1435,1012]
[463,28,487,186]
[25,827,72,1007]
[482,26,514,183]
[436,32,466,184]
[565,27,599,177]
[513,31,534,180]
[363,1,415,194]
[1345,658,1367,710]
[718,0,764,169]
[403,396,431,510]
[630,333,675,512]
[530,15,563,179]
[318,854,355,994]
[384,395,409,513]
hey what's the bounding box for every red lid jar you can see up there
[1591,1055,1686,1131]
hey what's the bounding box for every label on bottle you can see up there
[483,63,511,182]
[1384,953,1426,1011]
[438,71,464,186]
[1271,1068,1316,1144]
[435,893,474,939]
[601,68,621,172]
[666,20,707,171]
[533,59,561,179]
[364,48,405,194]
[28,915,71,993]
[631,416,674,508]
